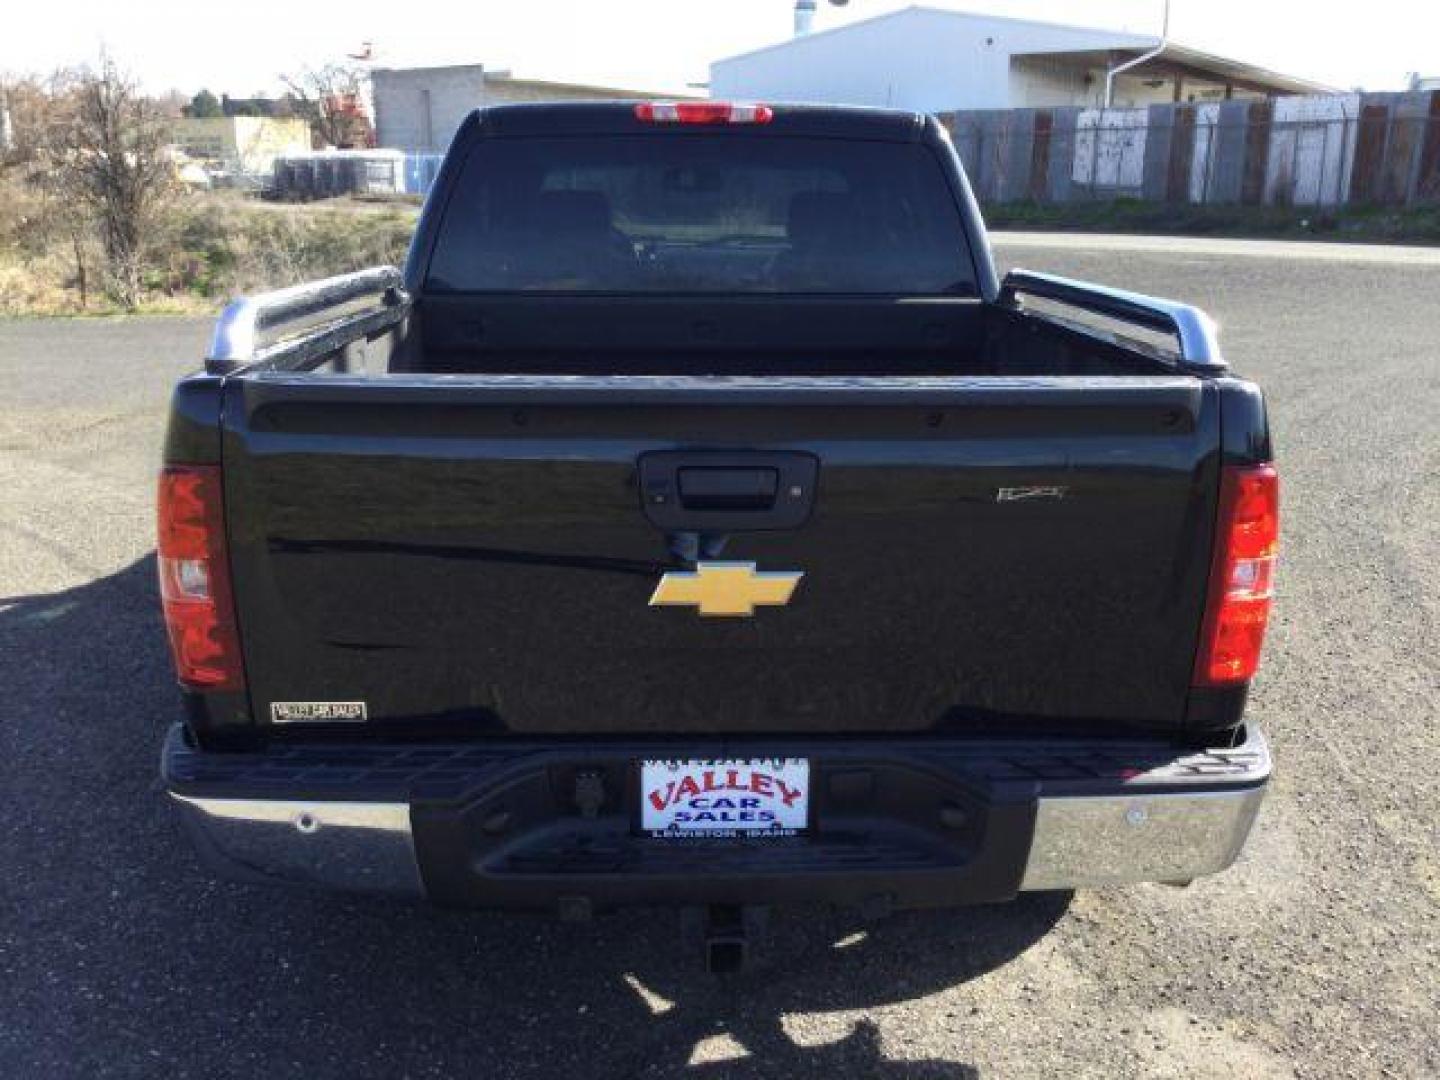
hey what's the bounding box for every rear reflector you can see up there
[157,466,244,691]
[634,102,774,125]
[1194,464,1280,686]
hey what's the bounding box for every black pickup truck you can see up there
[159,102,1276,967]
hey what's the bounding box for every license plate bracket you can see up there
[639,758,810,838]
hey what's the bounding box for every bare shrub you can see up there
[43,60,176,309]
[281,64,372,149]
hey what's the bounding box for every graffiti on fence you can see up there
[1073,108,1147,191]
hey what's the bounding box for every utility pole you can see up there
[792,0,849,38]
[0,81,15,155]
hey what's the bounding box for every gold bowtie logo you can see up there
[649,562,803,617]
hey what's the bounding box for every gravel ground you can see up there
[0,237,1436,1078]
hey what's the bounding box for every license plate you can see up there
[640,758,809,838]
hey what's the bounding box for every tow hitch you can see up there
[684,904,769,974]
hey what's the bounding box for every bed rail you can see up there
[1000,269,1227,375]
[206,266,408,375]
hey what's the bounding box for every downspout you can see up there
[1104,0,1171,108]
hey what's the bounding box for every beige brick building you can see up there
[370,65,679,152]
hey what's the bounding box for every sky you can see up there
[3,0,1434,97]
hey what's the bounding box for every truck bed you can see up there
[395,294,1170,378]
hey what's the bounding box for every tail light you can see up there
[1194,463,1279,686]
[634,102,774,124]
[157,466,244,691]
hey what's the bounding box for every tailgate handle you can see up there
[678,467,778,511]
[638,451,818,532]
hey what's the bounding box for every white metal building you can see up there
[710,5,1329,113]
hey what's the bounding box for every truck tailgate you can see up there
[221,375,1218,737]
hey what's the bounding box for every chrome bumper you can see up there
[170,730,1268,900]
[1019,786,1265,891]
[172,795,425,897]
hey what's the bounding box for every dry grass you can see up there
[153,191,418,301]
[0,176,419,317]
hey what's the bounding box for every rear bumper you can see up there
[163,724,1270,910]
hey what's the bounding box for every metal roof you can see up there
[370,64,687,100]
[714,5,1332,98]
[1013,42,1336,97]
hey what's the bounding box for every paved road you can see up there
[1,238,1436,1078]
[993,230,1440,266]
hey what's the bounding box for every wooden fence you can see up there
[941,91,1440,208]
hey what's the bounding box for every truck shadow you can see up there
[1,555,1071,1079]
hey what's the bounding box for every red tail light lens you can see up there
[157,466,244,690]
[1194,464,1279,686]
[634,102,774,124]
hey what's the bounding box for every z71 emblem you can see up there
[649,562,803,617]
[996,485,1068,502]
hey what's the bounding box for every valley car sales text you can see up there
[645,764,804,832]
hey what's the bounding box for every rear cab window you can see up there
[426,135,978,296]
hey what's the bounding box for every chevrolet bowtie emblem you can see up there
[649,562,803,617]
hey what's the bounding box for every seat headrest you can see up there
[536,190,614,239]
[787,192,858,250]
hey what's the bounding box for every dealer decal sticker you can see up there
[270,701,367,723]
